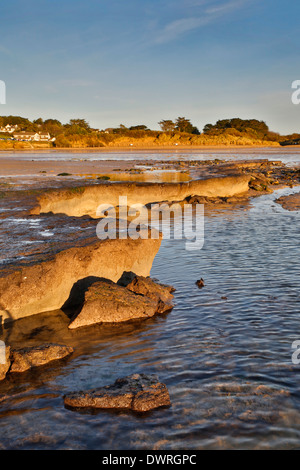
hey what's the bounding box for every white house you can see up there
[0,124,19,134]
[13,131,52,142]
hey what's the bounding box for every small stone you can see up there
[196,278,205,288]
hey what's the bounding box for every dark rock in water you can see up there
[125,275,175,314]
[9,343,74,373]
[0,345,10,381]
[64,373,171,413]
[196,278,205,288]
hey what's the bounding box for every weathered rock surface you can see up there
[68,279,159,329]
[64,373,171,412]
[125,275,175,314]
[31,176,251,218]
[9,343,74,373]
[0,345,11,381]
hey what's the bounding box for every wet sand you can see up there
[0,157,134,177]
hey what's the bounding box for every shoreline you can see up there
[2,144,300,155]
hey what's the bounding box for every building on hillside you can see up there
[13,131,53,142]
[0,124,19,134]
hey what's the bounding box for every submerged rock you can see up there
[64,373,171,413]
[0,345,10,381]
[125,275,175,314]
[9,343,74,373]
[68,279,158,329]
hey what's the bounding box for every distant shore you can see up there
[1,144,300,154]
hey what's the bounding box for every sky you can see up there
[0,0,299,134]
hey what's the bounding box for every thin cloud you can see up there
[153,0,249,44]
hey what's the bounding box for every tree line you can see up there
[0,115,297,146]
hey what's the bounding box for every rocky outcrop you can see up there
[0,235,162,324]
[125,275,175,313]
[64,373,171,412]
[9,344,74,373]
[0,345,11,381]
[276,193,300,211]
[68,279,159,329]
[31,176,251,218]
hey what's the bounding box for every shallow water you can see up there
[0,186,300,449]
[1,149,300,167]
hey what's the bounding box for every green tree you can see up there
[43,119,63,136]
[129,125,149,131]
[158,120,175,132]
[203,123,214,134]
[175,117,200,134]
[68,118,90,130]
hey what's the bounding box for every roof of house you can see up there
[14,131,37,135]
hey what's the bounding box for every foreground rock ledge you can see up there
[68,279,158,329]
[68,276,175,329]
[0,235,162,324]
[64,374,171,413]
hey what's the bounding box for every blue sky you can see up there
[1,0,299,133]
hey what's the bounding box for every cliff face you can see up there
[0,235,162,323]
[32,176,251,217]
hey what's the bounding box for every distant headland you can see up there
[0,115,299,150]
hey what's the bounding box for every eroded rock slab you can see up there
[125,275,175,314]
[68,279,158,329]
[31,176,251,217]
[9,343,74,373]
[64,373,171,412]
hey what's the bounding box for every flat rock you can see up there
[9,343,74,373]
[0,345,11,381]
[64,373,171,412]
[125,275,175,313]
[276,192,300,211]
[68,279,158,329]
